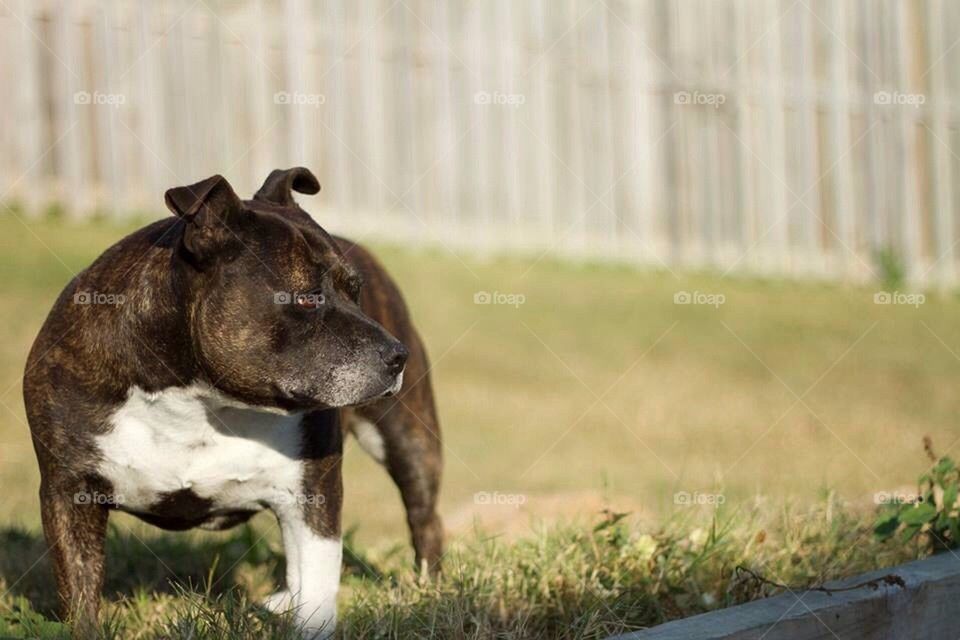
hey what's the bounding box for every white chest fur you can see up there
[98,384,341,638]
[96,384,306,512]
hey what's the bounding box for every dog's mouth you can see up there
[348,369,405,405]
[350,369,405,404]
[382,370,404,397]
[270,385,322,411]
[283,388,318,403]
[273,369,404,408]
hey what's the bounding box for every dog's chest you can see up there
[96,385,305,512]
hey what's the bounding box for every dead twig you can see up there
[734,565,906,596]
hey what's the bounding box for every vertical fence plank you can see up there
[51,0,83,216]
[564,0,587,256]
[139,0,167,209]
[90,2,117,214]
[208,6,232,183]
[604,0,629,261]
[357,0,386,223]
[703,0,723,268]
[328,0,354,215]
[12,0,44,214]
[713,2,738,267]
[250,0,272,186]
[283,0,306,166]
[859,0,879,264]
[896,0,924,281]
[732,0,753,273]
[827,0,858,280]
[463,1,487,237]
[796,2,822,274]
[168,0,189,181]
[593,2,617,257]
[529,0,556,244]
[632,0,666,266]
[877,2,896,259]
[496,0,522,244]
[431,0,456,237]
[764,0,789,274]
[928,0,956,286]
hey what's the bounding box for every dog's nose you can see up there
[379,342,409,374]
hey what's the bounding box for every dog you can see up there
[22,167,444,637]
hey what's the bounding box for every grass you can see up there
[0,211,955,637]
[0,498,925,639]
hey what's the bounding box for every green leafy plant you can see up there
[0,598,70,639]
[874,247,907,291]
[874,439,960,549]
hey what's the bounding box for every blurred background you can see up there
[4,0,960,282]
[1,0,960,552]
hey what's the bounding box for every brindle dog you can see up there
[22,168,443,637]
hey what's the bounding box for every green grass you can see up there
[0,499,925,639]
[0,212,955,637]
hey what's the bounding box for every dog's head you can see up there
[164,167,406,411]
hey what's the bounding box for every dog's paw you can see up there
[263,591,336,638]
[262,590,296,613]
[298,598,337,640]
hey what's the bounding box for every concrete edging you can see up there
[608,552,960,640]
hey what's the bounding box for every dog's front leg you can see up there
[275,510,342,638]
[269,411,343,639]
[39,479,109,634]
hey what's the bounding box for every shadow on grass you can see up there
[0,521,387,619]
[0,523,284,617]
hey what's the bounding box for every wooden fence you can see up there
[1,0,959,286]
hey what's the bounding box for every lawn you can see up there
[0,211,953,637]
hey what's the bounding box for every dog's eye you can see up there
[295,292,324,310]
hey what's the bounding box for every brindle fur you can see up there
[22,168,443,630]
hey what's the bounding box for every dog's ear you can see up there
[253,167,320,207]
[164,174,244,261]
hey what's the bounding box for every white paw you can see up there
[263,591,336,639]
[298,598,337,640]
[262,590,296,613]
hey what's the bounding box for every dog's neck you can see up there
[81,221,205,398]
